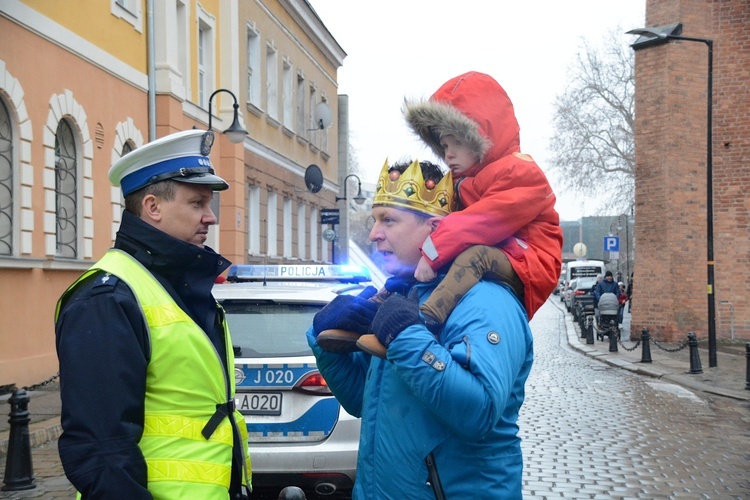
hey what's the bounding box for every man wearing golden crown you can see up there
[307,158,533,499]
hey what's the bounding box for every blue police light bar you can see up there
[226,264,371,283]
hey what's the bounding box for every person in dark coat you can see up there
[55,130,251,499]
[594,270,620,303]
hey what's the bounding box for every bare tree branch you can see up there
[548,27,635,214]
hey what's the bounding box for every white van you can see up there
[565,259,605,286]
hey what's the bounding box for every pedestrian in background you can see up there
[627,272,634,312]
[55,130,251,499]
[618,281,627,325]
[309,158,534,499]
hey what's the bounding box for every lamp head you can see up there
[627,23,682,50]
[223,106,248,144]
[353,186,366,205]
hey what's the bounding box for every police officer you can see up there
[55,130,251,499]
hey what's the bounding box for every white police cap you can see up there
[109,129,229,196]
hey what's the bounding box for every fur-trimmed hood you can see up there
[403,72,521,175]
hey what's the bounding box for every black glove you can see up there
[312,286,379,337]
[384,275,417,296]
[371,294,421,349]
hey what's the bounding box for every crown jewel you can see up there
[373,159,454,217]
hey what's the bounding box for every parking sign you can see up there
[604,236,619,252]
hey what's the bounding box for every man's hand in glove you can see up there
[371,294,422,349]
[312,286,379,337]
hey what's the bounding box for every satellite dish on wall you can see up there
[304,164,323,193]
[313,102,332,130]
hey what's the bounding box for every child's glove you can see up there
[312,286,378,337]
[371,294,421,348]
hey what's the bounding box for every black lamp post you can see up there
[207,89,248,144]
[336,174,366,205]
[627,23,716,367]
[617,213,630,289]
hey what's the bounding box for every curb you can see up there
[557,301,750,402]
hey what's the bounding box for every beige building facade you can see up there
[0,0,345,387]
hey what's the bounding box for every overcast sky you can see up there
[308,0,646,221]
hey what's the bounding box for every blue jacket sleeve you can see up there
[306,325,370,417]
[55,278,152,499]
[386,282,533,441]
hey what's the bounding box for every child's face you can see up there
[441,134,479,177]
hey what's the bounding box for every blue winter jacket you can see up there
[307,279,534,499]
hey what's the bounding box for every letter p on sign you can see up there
[604,236,619,252]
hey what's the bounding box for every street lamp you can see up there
[618,214,630,289]
[627,23,717,367]
[207,89,248,143]
[336,174,366,205]
[607,218,626,281]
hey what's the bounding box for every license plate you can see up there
[236,392,282,416]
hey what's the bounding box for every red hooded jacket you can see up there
[405,72,563,319]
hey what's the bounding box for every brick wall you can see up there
[633,0,749,341]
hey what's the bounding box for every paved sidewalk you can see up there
[553,297,750,402]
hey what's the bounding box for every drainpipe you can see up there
[147,0,156,141]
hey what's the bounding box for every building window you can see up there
[320,96,329,152]
[248,184,260,254]
[283,197,292,258]
[282,59,293,130]
[115,0,137,15]
[197,9,215,109]
[296,73,305,136]
[309,85,318,147]
[111,0,142,32]
[118,141,133,213]
[309,207,318,261]
[0,98,12,255]
[267,190,277,256]
[177,0,189,98]
[55,120,78,258]
[265,44,278,120]
[297,202,306,260]
[198,26,207,107]
[246,24,261,107]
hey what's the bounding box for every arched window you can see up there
[0,98,12,255]
[55,119,78,258]
[119,140,133,212]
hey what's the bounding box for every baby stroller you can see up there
[595,292,620,341]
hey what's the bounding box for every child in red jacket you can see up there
[404,71,563,324]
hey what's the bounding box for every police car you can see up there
[213,264,372,497]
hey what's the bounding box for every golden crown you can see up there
[373,159,455,217]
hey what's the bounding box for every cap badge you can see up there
[200,130,215,156]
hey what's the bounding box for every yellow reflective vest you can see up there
[57,249,251,499]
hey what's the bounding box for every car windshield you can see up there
[222,300,320,357]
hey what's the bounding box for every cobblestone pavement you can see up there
[2,299,748,499]
[521,300,750,498]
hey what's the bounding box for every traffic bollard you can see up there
[608,320,618,352]
[586,316,594,344]
[744,343,749,391]
[687,331,703,374]
[1,389,36,491]
[640,328,652,363]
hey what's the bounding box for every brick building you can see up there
[631,0,748,341]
